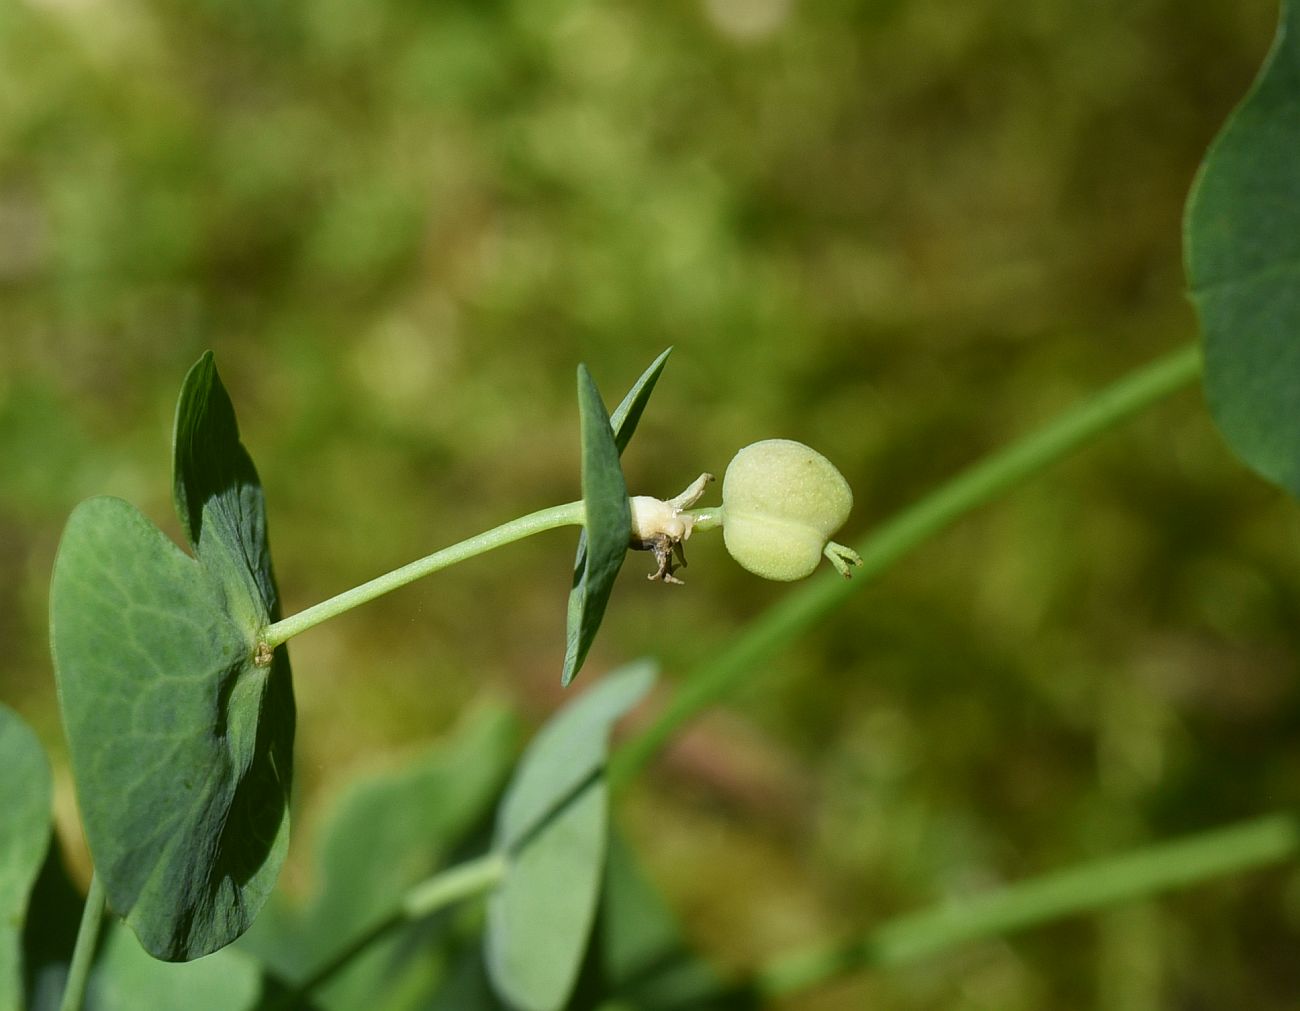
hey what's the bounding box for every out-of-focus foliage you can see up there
[487,662,654,1011]
[0,703,51,1011]
[1187,1,1300,499]
[2,0,1296,1007]
[240,704,518,1011]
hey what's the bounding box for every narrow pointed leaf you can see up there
[562,351,669,687]
[609,348,672,455]
[50,352,293,961]
[562,366,634,686]
[1186,2,1300,496]
[486,662,656,1011]
[0,704,52,1011]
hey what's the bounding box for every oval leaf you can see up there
[50,352,293,961]
[486,662,656,1011]
[1186,2,1300,495]
[0,704,52,1011]
[562,366,637,687]
[564,350,676,691]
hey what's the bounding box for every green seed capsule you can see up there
[721,439,854,581]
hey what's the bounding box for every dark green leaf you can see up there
[239,706,518,1011]
[50,352,293,961]
[0,703,52,1011]
[564,360,655,687]
[1186,2,1300,495]
[486,661,656,1011]
[609,348,672,455]
[22,843,84,1011]
[172,352,283,626]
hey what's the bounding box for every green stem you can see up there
[58,872,106,1011]
[758,812,1299,997]
[610,344,1202,787]
[262,502,586,648]
[686,507,724,532]
[401,852,508,917]
[276,853,508,1008]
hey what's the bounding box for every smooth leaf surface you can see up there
[609,348,672,455]
[173,351,282,630]
[239,705,518,1011]
[563,358,658,686]
[0,704,52,1011]
[50,352,293,961]
[486,662,656,1011]
[1186,2,1300,495]
[431,830,748,1011]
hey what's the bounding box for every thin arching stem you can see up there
[758,812,1299,997]
[266,346,1202,1004]
[262,501,586,648]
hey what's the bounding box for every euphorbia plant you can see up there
[5,3,1300,1009]
[43,344,865,1009]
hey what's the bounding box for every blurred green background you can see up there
[2,0,1296,1006]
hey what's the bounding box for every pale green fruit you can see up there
[722,439,853,581]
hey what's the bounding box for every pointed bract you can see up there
[562,351,671,686]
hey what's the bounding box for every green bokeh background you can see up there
[2,0,1297,1006]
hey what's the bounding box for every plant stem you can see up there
[401,851,508,918]
[686,507,724,532]
[757,812,1299,997]
[610,344,1202,786]
[276,852,508,1008]
[58,872,106,1011]
[262,502,586,648]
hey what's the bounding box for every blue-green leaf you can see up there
[562,366,636,687]
[486,662,656,1011]
[563,352,670,687]
[50,352,294,961]
[1186,2,1300,496]
[0,704,52,1011]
